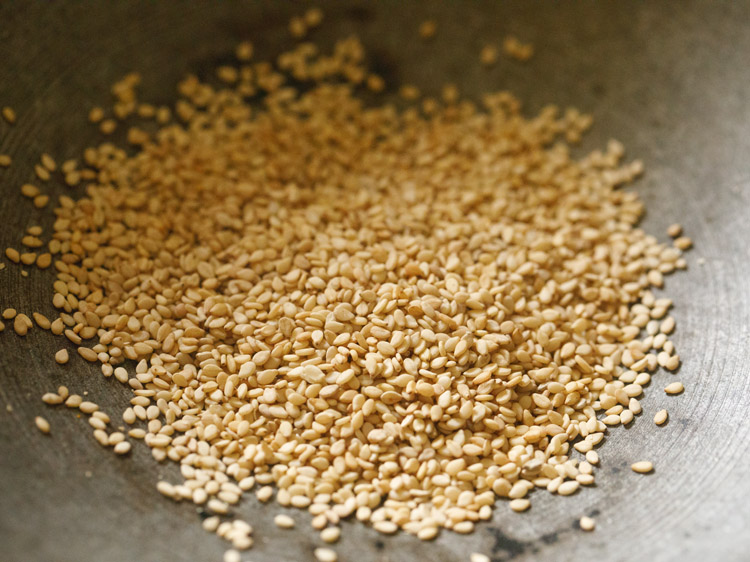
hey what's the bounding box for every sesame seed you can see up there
[631,461,654,474]
[320,526,341,543]
[579,516,596,531]
[665,382,684,395]
[2,106,16,124]
[654,409,669,425]
[419,20,437,40]
[223,549,241,562]
[509,499,531,512]
[35,416,51,434]
[314,548,338,562]
[274,514,295,529]
[114,441,132,455]
[480,45,498,66]
[54,349,69,364]
[503,35,534,61]
[0,154,11,167]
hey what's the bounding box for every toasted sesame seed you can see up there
[13,314,30,336]
[79,401,99,414]
[654,409,669,425]
[42,393,63,405]
[2,106,16,124]
[77,347,99,362]
[631,461,654,474]
[41,153,57,171]
[274,514,295,529]
[674,236,692,250]
[665,382,684,395]
[419,20,437,40]
[320,526,341,543]
[304,7,323,28]
[35,416,51,434]
[54,349,69,364]
[480,45,498,66]
[558,481,580,496]
[580,516,596,531]
[314,548,338,562]
[510,499,531,512]
[0,154,11,167]
[256,486,273,502]
[503,35,534,61]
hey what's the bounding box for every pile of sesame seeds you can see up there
[1,9,694,558]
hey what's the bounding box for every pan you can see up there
[1,2,749,561]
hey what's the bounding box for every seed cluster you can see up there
[2,10,693,559]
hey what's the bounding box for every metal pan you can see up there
[1,2,749,561]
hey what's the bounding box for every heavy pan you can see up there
[1,2,749,561]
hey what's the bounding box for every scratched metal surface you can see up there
[1,2,749,561]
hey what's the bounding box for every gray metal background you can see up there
[1,2,749,561]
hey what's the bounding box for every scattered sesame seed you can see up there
[654,409,669,425]
[223,549,241,562]
[665,382,684,395]
[419,20,437,40]
[320,526,341,543]
[667,223,682,237]
[274,514,295,529]
[304,7,323,28]
[2,106,16,124]
[503,35,534,61]
[631,461,654,474]
[54,348,69,364]
[480,45,498,66]
[0,154,11,167]
[314,548,338,562]
[580,516,596,531]
[35,416,51,434]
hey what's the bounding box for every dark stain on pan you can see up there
[487,526,528,560]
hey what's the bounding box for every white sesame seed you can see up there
[580,516,596,531]
[665,382,684,395]
[274,514,295,529]
[631,461,654,474]
[35,416,51,434]
[314,548,338,562]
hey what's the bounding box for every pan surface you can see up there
[1,2,749,561]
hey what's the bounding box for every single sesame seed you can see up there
[314,548,338,562]
[2,106,16,124]
[480,45,498,66]
[274,514,295,529]
[654,409,669,425]
[665,382,684,395]
[631,461,654,474]
[418,20,437,40]
[223,549,241,562]
[580,516,596,531]
[509,499,531,512]
[35,416,51,434]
